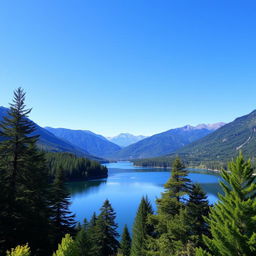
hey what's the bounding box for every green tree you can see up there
[157,157,191,217]
[51,168,76,247]
[146,158,191,256]
[196,153,256,256]
[119,225,131,256]
[53,234,78,256]
[6,244,31,256]
[0,88,52,255]
[75,219,92,256]
[131,196,154,256]
[92,200,119,256]
[186,184,209,248]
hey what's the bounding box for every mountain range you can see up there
[110,123,225,160]
[134,110,256,169]
[107,133,147,147]
[45,127,121,159]
[0,106,100,160]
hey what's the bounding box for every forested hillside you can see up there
[0,106,99,159]
[45,152,108,181]
[134,110,256,170]
[113,124,224,160]
[45,127,121,159]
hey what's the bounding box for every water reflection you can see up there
[68,180,107,196]
[69,161,222,234]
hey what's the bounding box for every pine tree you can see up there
[0,88,52,255]
[146,158,191,256]
[186,184,210,248]
[51,168,76,247]
[92,200,119,256]
[196,153,256,256]
[6,244,31,256]
[75,219,93,256]
[53,234,78,256]
[157,157,191,217]
[119,225,131,256]
[131,196,154,256]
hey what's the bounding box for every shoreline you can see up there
[133,163,222,174]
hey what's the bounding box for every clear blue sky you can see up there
[1,0,256,137]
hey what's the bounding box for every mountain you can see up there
[134,110,256,169]
[107,133,147,147]
[45,127,121,159]
[0,106,98,159]
[111,123,225,160]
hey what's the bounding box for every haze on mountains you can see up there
[110,123,225,160]
[107,133,147,147]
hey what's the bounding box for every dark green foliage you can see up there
[92,200,119,256]
[196,153,256,256]
[75,219,92,256]
[146,158,195,255]
[131,196,154,256]
[119,225,131,256]
[50,168,76,247]
[45,152,108,181]
[157,157,191,217]
[0,88,52,255]
[187,184,210,248]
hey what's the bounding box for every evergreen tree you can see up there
[51,168,76,247]
[119,225,131,256]
[187,184,210,248]
[131,196,154,256]
[157,157,191,217]
[146,158,191,256]
[0,88,52,255]
[53,234,78,256]
[6,244,31,256]
[196,153,256,256]
[92,200,119,256]
[75,219,92,256]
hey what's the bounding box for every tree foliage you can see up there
[51,168,76,247]
[196,153,256,256]
[119,225,132,256]
[92,200,119,256]
[6,244,31,256]
[131,196,154,256]
[0,88,52,255]
[53,234,78,256]
[46,152,108,181]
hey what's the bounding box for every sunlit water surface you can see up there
[68,161,222,234]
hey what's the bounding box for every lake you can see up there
[68,161,222,234]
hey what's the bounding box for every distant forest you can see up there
[45,152,108,181]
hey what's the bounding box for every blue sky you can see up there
[1,0,256,137]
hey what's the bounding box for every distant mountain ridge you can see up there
[134,110,256,169]
[45,127,121,159]
[107,133,147,147]
[0,107,100,159]
[111,123,225,160]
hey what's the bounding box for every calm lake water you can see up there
[68,161,222,234]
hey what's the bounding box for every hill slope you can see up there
[45,127,121,159]
[135,110,256,169]
[0,107,98,159]
[107,133,147,147]
[112,123,224,160]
